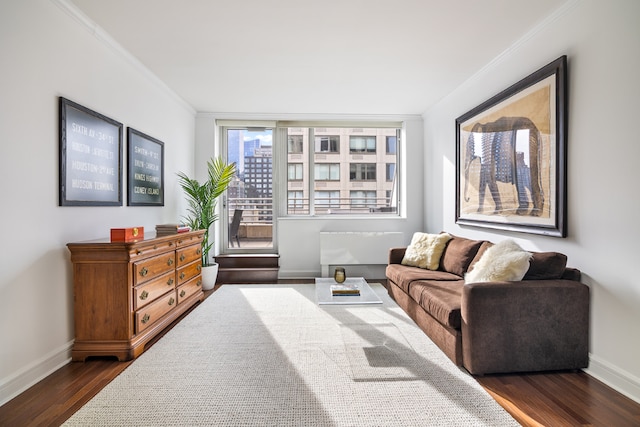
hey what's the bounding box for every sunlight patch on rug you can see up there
[341,323,420,381]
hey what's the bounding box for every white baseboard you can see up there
[0,341,73,406]
[586,354,640,404]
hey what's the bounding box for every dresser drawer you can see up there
[133,252,176,286]
[177,275,202,304]
[135,291,177,333]
[128,239,176,260]
[176,244,201,267]
[175,232,204,248]
[133,270,175,310]
[176,260,201,286]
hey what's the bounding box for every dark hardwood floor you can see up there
[1,282,639,426]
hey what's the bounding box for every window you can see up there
[283,125,400,216]
[315,136,339,153]
[314,191,341,211]
[288,163,303,180]
[221,126,274,249]
[349,136,376,153]
[314,163,340,180]
[288,135,303,153]
[350,190,377,208]
[386,136,397,154]
[386,163,395,181]
[350,163,376,181]
[288,191,306,213]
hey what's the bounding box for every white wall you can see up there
[423,0,640,402]
[0,1,196,404]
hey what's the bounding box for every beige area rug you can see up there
[64,284,518,426]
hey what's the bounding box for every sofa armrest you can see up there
[461,279,589,375]
[388,247,406,265]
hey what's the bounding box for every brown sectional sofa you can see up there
[386,235,589,375]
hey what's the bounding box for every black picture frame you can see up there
[127,128,164,206]
[455,56,568,237]
[59,97,123,206]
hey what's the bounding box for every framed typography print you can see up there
[127,128,164,206]
[455,56,567,237]
[59,97,123,206]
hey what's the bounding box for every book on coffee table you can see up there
[330,283,360,296]
[315,277,382,305]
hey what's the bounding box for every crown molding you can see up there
[197,111,423,122]
[51,0,196,116]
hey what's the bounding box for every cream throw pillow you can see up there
[401,232,452,270]
[465,240,532,283]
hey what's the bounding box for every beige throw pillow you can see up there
[401,232,452,270]
[465,239,532,283]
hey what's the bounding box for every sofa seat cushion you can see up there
[408,280,464,329]
[386,264,461,294]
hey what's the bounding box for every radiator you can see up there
[320,232,404,276]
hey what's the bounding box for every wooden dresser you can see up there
[67,230,205,361]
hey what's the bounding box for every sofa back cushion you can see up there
[562,267,581,281]
[439,236,485,277]
[467,241,494,273]
[523,252,568,280]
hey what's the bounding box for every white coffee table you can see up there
[315,277,383,305]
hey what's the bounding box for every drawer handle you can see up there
[167,278,174,286]
[197,265,201,272]
[141,313,150,324]
[140,290,149,300]
[180,272,185,280]
[178,240,183,245]
[167,258,174,266]
[196,249,201,255]
[180,290,186,298]
[139,267,148,277]
[168,297,175,306]
[197,279,202,287]
[180,254,186,262]
[136,250,142,255]
[153,245,157,250]
[168,242,174,246]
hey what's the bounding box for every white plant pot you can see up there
[201,263,219,291]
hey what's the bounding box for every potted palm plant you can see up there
[177,156,236,290]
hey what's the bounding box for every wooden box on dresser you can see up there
[67,230,206,361]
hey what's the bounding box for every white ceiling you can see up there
[69,0,567,116]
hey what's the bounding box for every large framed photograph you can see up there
[127,128,164,206]
[455,56,567,237]
[59,97,123,206]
